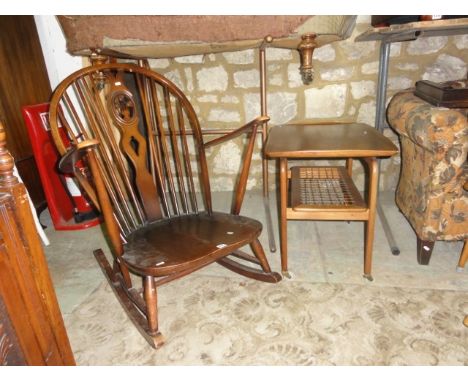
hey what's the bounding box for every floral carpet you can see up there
[64,274,468,365]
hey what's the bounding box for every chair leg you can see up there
[250,238,272,273]
[94,249,164,348]
[216,239,282,283]
[456,240,468,272]
[143,276,160,337]
[417,238,435,265]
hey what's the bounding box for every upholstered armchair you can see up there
[387,90,467,267]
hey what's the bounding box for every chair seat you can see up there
[122,211,262,276]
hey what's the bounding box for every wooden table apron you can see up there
[265,123,398,279]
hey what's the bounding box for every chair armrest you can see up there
[387,90,467,154]
[58,139,100,209]
[204,115,269,215]
[58,140,100,174]
[203,115,269,148]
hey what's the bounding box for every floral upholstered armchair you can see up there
[387,90,467,267]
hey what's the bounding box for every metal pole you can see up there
[259,37,276,252]
[375,39,400,256]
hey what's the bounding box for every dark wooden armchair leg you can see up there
[417,238,435,265]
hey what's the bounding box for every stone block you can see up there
[396,62,419,71]
[314,45,336,62]
[340,40,377,60]
[244,92,297,125]
[407,36,448,55]
[361,61,379,75]
[175,55,205,64]
[454,35,468,50]
[198,95,218,103]
[148,58,170,69]
[221,95,239,104]
[223,49,255,64]
[350,80,375,99]
[207,108,240,123]
[320,67,353,81]
[212,141,241,175]
[356,100,376,126]
[304,84,347,118]
[196,66,228,92]
[267,47,293,61]
[387,76,413,91]
[184,68,194,92]
[287,63,303,88]
[165,69,184,90]
[422,54,467,82]
[234,69,260,88]
[269,73,283,86]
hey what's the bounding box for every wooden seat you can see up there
[48,61,281,348]
[122,212,262,276]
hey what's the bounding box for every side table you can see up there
[265,123,398,280]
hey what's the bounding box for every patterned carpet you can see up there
[64,274,468,365]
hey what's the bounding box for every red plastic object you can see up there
[22,103,100,231]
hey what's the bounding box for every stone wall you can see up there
[147,15,468,192]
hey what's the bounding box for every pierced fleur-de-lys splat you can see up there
[106,71,162,221]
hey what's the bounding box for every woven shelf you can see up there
[290,166,366,212]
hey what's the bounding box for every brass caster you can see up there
[363,274,374,282]
[456,266,465,273]
[281,271,293,279]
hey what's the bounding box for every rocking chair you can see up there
[49,62,281,348]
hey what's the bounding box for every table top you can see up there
[355,18,468,42]
[265,123,398,159]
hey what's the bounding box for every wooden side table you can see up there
[265,123,398,280]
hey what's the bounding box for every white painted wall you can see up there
[34,15,82,90]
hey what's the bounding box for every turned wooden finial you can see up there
[89,49,109,66]
[0,121,18,187]
[89,49,108,90]
[297,33,317,85]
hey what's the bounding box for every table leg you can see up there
[364,157,378,281]
[346,158,353,177]
[279,158,290,277]
[375,39,400,256]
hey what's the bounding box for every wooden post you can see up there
[0,122,75,365]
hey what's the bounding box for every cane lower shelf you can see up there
[291,166,366,211]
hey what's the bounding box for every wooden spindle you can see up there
[164,87,188,213]
[176,101,198,213]
[151,84,180,216]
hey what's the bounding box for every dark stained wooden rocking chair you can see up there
[48,62,281,348]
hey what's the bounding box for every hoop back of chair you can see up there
[49,63,211,238]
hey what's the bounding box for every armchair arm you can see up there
[204,115,270,215]
[60,139,124,257]
[58,140,100,210]
[387,90,467,154]
[203,115,269,149]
